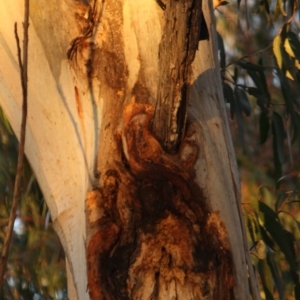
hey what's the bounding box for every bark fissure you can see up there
[83,1,236,299]
[152,0,203,152]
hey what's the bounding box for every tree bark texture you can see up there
[152,0,202,152]
[0,0,260,299]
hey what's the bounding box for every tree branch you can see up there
[152,0,203,153]
[0,0,29,288]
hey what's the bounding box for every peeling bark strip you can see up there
[86,103,235,300]
[152,0,203,153]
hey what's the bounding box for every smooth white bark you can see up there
[0,1,99,299]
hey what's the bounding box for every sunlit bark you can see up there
[0,0,260,299]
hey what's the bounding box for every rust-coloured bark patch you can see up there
[86,103,235,300]
[74,86,83,119]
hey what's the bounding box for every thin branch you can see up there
[225,44,273,68]
[0,0,29,288]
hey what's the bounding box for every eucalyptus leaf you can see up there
[259,225,276,251]
[236,87,251,116]
[258,258,274,300]
[287,32,300,61]
[259,201,297,274]
[237,60,266,72]
[273,34,282,68]
[223,83,234,104]
[277,69,299,111]
[272,112,285,165]
[247,87,261,97]
[258,58,271,101]
[248,70,267,97]
[266,249,284,300]
[259,112,270,144]
[291,112,300,147]
[217,32,226,69]
[234,86,245,150]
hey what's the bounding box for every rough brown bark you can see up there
[77,0,236,299]
[152,0,203,153]
[86,103,234,299]
[65,0,251,299]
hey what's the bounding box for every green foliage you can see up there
[0,108,67,299]
[244,180,300,299]
[216,0,300,297]
[217,0,300,180]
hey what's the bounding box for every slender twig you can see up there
[0,0,29,288]
[225,44,273,68]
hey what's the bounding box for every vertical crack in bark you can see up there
[152,0,203,153]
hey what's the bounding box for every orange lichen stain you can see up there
[128,214,194,274]
[122,102,198,178]
[117,90,124,97]
[157,214,195,267]
[86,189,104,224]
[75,86,84,119]
[207,211,230,250]
[123,102,154,125]
[74,86,87,148]
[86,189,101,211]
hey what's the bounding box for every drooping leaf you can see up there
[236,87,251,116]
[286,32,300,61]
[281,41,296,80]
[247,70,267,99]
[259,199,279,221]
[277,69,299,111]
[223,83,235,119]
[273,34,282,68]
[258,58,271,101]
[263,0,270,14]
[234,86,245,150]
[272,112,286,164]
[273,136,282,181]
[247,215,256,243]
[275,191,286,212]
[233,65,238,83]
[284,37,296,58]
[277,0,287,16]
[259,201,296,274]
[223,83,236,119]
[247,87,261,97]
[259,224,276,251]
[295,283,300,300]
[217,32,226,69]
[283,229,297,259]
[237,60,266,72]
[223,83,234,102]
[259,112,270,144]
[266,249,285,300]
[258,258,274,300]
[291,112,300,147]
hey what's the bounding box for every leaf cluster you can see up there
[245,180,300,299]
[218,11,300,180]
[216,0,300,297]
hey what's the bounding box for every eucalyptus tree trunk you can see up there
[0,0,260,299]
